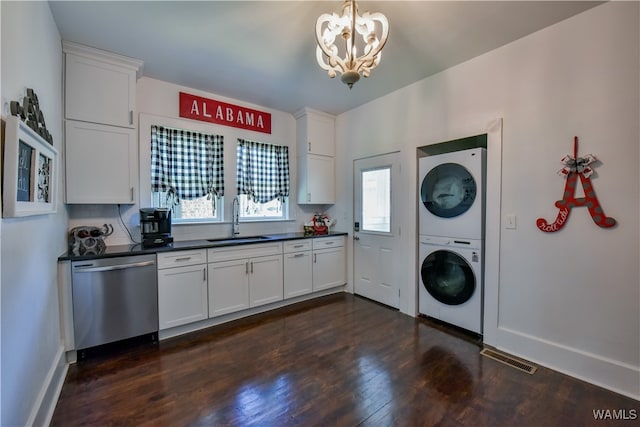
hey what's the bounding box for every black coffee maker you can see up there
[140,208,174,247]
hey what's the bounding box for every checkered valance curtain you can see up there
[236,139,290,203]
[151,125,224,207]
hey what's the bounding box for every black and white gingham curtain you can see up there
[151,125,224,207]
[237,139,289,203]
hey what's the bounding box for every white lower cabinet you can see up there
[312,237,347,291]
[283,240,313,298]
[207,258,250,317]
[207,242,283,317]
[157,250,208,330]
[248,255,284,307]
[154,238,345,333]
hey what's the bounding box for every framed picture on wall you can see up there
[2,115,58,217]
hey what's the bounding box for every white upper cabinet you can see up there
[63,42,142,129]
[297,154,335,204]
[62,41,143,204]
[295,108,336,205]
[65,121,136,204]
[295,108,335,157]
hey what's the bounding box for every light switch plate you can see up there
[505,214,517,229]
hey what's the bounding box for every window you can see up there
[151,192,221,223]
[361,167,391,233]
[238,195,285,219]
[150,125,224,223]
[236,139,290,220]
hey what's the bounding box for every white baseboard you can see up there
[496,326,640,400]
[28,345,68,427]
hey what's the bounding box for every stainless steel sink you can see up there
[206,235,271,244]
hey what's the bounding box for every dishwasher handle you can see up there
[73,260,155,273]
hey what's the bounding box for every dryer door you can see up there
[421,250,476,305]
[420,162,477,218]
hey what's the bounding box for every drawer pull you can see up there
[293,244,304,248]
[175,257,191,262]
[324,242,335,245]
[293,253,305,258]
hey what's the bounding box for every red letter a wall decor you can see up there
[536,136,616,232]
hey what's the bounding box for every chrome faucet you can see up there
[232,196,240,237]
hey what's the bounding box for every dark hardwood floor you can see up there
[51,293,638,426]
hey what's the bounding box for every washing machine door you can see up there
[420,162,477,218]
[421,250,476,305]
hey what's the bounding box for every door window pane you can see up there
[362,167,391,233]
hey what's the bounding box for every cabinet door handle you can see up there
[314,253,317,263]
[307,193,311,202]
[250,261,254,274]
[308,141,311,152]
[129,110,133,125]
[245,261,249,275]
[203,267,206,281]
[130,187,134,202]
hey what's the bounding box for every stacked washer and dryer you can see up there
[418,148,486,335]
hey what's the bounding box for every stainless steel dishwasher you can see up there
[72,254,158,351]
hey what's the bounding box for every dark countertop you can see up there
[58,231,349,262]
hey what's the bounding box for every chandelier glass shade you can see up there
[315,0,389,89]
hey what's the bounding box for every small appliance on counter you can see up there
[68,224,114,255]
[140,208,173,247]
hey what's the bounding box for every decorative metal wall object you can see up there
[8,88,53,144]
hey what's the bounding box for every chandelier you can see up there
[315,0,389,89]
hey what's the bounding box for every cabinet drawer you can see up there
[284,240,312,253]
[208,242,283,263]
[157,249,207,269]
[312,236,345,250]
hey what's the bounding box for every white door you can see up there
[353,152,401,308]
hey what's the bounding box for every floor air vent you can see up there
[480,348,537,375]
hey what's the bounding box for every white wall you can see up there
[69,77,325,245]
[334,2,639,399]
[1,2,69,425]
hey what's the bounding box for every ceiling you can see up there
[49,1,603,116]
